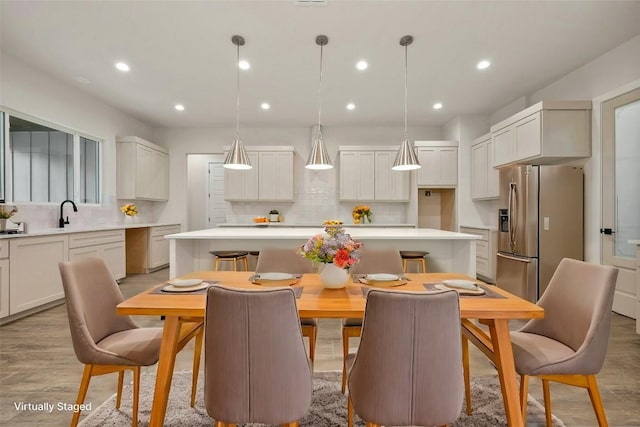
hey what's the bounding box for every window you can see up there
[5,113,101,204]
[0,112,5,201]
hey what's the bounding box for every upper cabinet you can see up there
[471,133,500,200]
[339,146,410,202]
[224,146,294,202]
[116,136,170,201]
[415,141,458,187]
[490,101,591,168]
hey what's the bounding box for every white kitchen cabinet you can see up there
[148,225,181,270]
[339,150,375,201]
[374,151,410,201]
[0,241,9,319]
[460,226,497,283]
[68,230,126,280]
[224,147,294,202]
[258,151,294,201]
[116,136,170,201]
[490,101,591,168]
[9,235,68,315]
[415,141,458,187]
[471,133,500,200]
[224,152,259,201]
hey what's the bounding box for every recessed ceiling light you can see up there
[346,103,356,110]
[433,102,443,110]
[476,60,491,70]
[115,62,130,72]
[238,60,250,70]
[174,104,185,111]
[356,60,368,71]
[260,102,270,110]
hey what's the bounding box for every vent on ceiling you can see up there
[294,0,328,6]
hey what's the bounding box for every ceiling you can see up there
[2,1,640,129]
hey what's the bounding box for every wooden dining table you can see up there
[116,271,543,427]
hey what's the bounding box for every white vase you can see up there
[319,263,350,289]
[0,219,6,232]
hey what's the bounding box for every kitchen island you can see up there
[167,227,479,278]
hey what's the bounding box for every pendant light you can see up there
[224,35,252,170]
[392,35,421,171]
[306,35,333,170]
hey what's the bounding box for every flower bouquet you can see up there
[0,205,18,219]
[300,225,363,288]
[352,205,372,224]
[120,203,138,216]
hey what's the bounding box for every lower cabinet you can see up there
[148,225,180,270]
[68,230,126,280]
[9,235,69,315]
[0,241,9,319]
[460,226,497,283]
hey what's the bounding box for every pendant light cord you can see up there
[317,42,324,137]
[236,42,241,140]
[404,42,408,140]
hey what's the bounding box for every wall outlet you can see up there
[424,190,431,197]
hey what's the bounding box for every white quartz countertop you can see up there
[218,223,416,228]
[167,227,479,240]
[0,222,181,239]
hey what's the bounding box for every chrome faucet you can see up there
[59,200,78,228]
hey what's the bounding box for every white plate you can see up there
[255,272,294,281]
[442,279,478,290]
[168,279,203,288]
[365,273,400,281]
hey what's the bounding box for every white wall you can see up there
[0,52,157,229]
[153,125,442,229]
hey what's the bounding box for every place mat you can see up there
[423,283,506,298]
[151,281,220,295]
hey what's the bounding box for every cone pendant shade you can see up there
[224,139,252,170]
[392,138,420,171]
[306,127,333,170]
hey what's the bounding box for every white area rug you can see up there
[78,370,565,426]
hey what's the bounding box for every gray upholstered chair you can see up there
[347,289,464,427]
[255,248,317,367]
[510,258,618,426]
[204,285,313,427]
[341,248,404,393]
[59,257,203,427]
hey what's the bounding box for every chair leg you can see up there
[519,374,529,425]
[191,327,204,407]
[402,259,408,272]
[116,370,124,409]
[420,258,426,273]
[242,256,248,271]
[347,395,354,427]
[281,423,299,427]
[233,257,237,271]
[540,378,552,427]
[309,325,317,368]
[215,258,220,271]
[342,327,349,394]
[71,364,93,427]
[585,375,608,427]
[461,335,472,415]
[132,366,140,427]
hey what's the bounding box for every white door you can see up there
[207,162,227,227]
[602,87,640,325]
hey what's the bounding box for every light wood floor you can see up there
[1,268,639,426]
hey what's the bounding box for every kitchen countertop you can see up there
[0,222,181,239]
[167,227,479,240]
[218,223,416,228]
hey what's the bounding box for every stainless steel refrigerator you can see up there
[496,165,583,302]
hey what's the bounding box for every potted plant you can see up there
[269,210,280,222]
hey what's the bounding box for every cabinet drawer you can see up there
[476,257,490,277]
[69,230,125,248]
[476,240,489,259]
[0,240,8,259]
[150,225,181,237]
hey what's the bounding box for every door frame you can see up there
[593,79,640,334]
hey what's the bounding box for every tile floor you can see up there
[1,268,639,426]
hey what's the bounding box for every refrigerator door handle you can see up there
[508,183,518,251]
[497,252,533,263]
